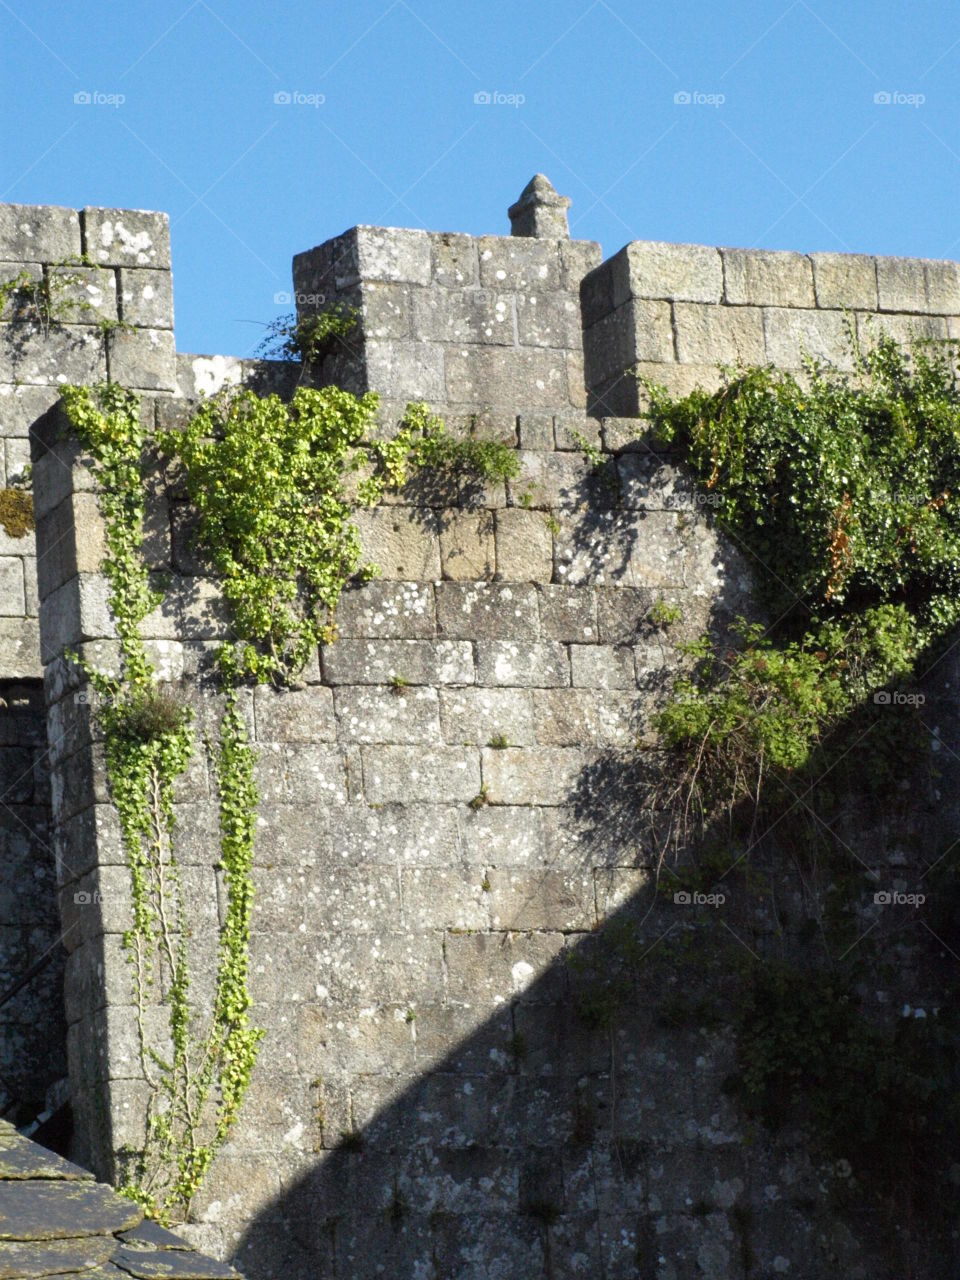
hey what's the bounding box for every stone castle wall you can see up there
[3,181,960,1277]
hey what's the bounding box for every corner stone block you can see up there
[478,236,561,291]
[439,510,496,580]
[354,506,441,579]
[810,252,878,310]
[361,744,480,803]
[494,508,554,583]
[619,241,723,305]
[673,302,764,365]
[118,268,175,329]
[353,225,432,285]
[0,556,24,615]
[82,207,172,269]
[436,581,540,640]
[39,574,115,663]
[722,248,815,308]
[763,307,856,370]
[0,203,81,262]
[106,327,176,391]
[877,256,960,314]
[0,383,60,438]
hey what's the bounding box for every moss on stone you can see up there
[0,488,34,539]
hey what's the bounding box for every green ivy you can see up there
[61,383,263,1222]
[160,391,517,685]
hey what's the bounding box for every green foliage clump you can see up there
[256,304,358,366]
[161,392,518,684]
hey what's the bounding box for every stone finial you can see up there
[508,174,571,239]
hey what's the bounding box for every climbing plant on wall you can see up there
[60,378,516,1220]
[603,335,960,1218]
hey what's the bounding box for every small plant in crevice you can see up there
[468,784,490,811]
[388,674,410,694]
[255,304,359,372]
[486,733,509,749]
[646,598,682,629]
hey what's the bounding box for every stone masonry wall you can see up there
[14,181,960,1277]
[581,238,960,417]
[0,202,174,1128]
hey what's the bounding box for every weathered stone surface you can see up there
[810,252,878,310]
[436,581,539,639]
[320,638,473,685]
[559,239,603,291]
[481,745,584,805]
[722,248,815,307]
[0,204,81,261]
[877,255,960,314]
[569,643,637,689]
[445,930,567,1004]
[475,640,569,687]
[583,299,673,384]
[855,310,948,351]
[48,265,118,325]
[39,574,115,662]
[354,506,441,580]
[363,338,445,400]
[118,267,174,329]
[494,508,554,583]
[444,346,569,409]
[439,510,495,579]
[673,302,764,365]
[0,324,105,386]
[362,745,480,802]
[106,328,176,391]
[485,866,595,927]
[516,413,554,450]
[478,237,561,291]
[762,306,855,370]
[505,449,596,510]
[83,207,171,269]
[353,226,432,285]
[555,508,687,588]
[457,803,544,867]
[333,803,460,866]
[334,580,435,638]
[439,686,534,746]
[537,583,597,642]
[334,684,441,744]
[621,241,724,304]
[254,686,336,742]
[516,291,582,349]
[412,287,515,345]
[431,232,477,288]
[533,688,639,746]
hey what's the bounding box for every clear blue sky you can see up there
[2,1,958,356]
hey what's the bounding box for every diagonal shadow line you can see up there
[520,0,600,80]
[320,1,402,80]
[720,0,800,80]
[198,0,283,80]
[570,122,679,231]
[595,0,679,79]
[120,0,201,79]
[173,122,281,227]
[397,0,482,82]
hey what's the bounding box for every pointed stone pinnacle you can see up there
[508,174,572,239]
